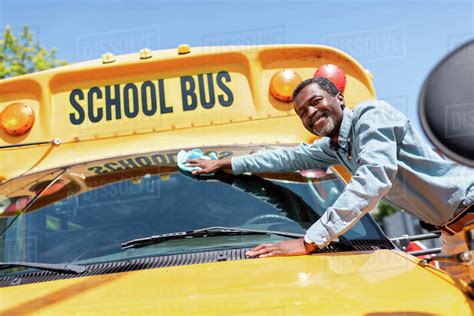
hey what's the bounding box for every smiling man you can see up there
[188,77,474,280]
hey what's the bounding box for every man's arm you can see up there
[305,104,405,248]
[190,138,340,176]
[247,104,406,257]
[231,139,339,175]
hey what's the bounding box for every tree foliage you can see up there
[371,200,399,228]
[0,25,67,79]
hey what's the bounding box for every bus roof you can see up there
[0,44,375,182]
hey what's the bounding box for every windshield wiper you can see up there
[0,261,86,274]
[121,226,303,249]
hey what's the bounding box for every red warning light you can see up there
[314,64,346,93]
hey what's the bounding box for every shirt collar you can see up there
[329,107,353,150]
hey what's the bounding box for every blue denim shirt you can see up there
[231,100,474,248]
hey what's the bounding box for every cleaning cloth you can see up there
[177,149,218,174]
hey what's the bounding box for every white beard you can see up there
[314,114,335,137]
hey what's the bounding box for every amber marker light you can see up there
[1,102,35,136]
[269,69,302,102]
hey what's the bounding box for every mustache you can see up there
[312,110,329,125]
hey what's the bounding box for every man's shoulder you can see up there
[352,99,407,122]
[309,137,332,147]
[353,99,397,113]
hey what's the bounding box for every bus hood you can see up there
[0,250,472,315]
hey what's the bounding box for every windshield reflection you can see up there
[0,147,385,272]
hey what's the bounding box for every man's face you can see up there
[293,83,345,138]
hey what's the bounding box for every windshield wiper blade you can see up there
[0,261,86,274]
[121,226,303,249]
[332,235,353,247]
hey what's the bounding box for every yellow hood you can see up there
[0,250,472,315]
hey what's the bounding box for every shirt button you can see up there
[322,237,327,242]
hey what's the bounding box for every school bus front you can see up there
[0,45,472,315]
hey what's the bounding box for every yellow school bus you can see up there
[0,44,472,315]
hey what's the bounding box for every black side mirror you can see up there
[419,40,474,167]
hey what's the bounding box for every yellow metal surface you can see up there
[0,44,375,182]
[0,251,471,315]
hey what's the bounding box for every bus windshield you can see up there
[0,146,386,274]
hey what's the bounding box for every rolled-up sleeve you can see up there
[231,138,339,175]
[306,105,406,248]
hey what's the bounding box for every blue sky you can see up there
[1,0,473,141]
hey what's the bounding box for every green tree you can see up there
[0,25,67,79]
[371,200,399,228]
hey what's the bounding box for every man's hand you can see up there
[246,238,318,258]
[186,157,231,175]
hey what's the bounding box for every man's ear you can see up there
[336,93,345,108]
